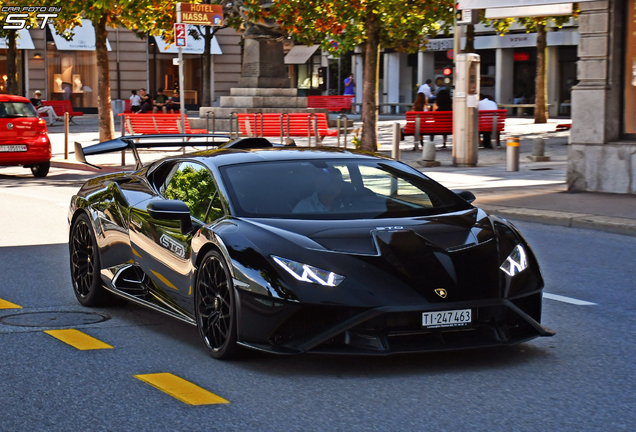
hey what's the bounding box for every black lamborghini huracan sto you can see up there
[68,135,554,359]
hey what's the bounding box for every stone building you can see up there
[568,0,636,194]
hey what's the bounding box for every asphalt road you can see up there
[1,167,635,431]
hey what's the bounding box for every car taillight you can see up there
[37,118,48,134]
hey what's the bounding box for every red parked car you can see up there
[0,94,52,177]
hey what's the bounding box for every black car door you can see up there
[129,160,223,312]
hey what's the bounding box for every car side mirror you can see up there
[147,200,193,234]
[453,190,476,204]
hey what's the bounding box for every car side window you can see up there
[162,162,220,222]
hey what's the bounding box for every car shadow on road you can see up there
[0,169,95,188]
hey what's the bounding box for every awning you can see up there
[284,45,320,64]
[49,20,112,51]
[155,26,222,55]
[0,29,35,50]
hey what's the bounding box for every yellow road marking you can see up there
[150,270,179,291]
[134,373,229,405]
[0,298,21,309]
[44,329,113,350]
[132,247,142,258]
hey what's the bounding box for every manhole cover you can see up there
[0,311,110,328]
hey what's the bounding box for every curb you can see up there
[479,204,636,237]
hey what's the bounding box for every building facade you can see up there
[1,24,241,110]
[568,0,636,194]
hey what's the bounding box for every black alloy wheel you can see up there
[69,213,110,306]
[195,250,238,359]
[31,162,50,177]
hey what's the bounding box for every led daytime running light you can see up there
[500,244,528,277]
[272,256,345,287]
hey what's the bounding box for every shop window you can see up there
[46,50,97,108]
[0,50,23,94]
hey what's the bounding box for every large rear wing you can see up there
[74,134,276,170]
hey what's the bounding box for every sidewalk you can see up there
[46,115,636,237]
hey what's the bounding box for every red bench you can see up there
[404,109,507,146]
[307,96,354,112]
[124,99,132,113]
[237,112,337,142]
[118,114,207,135]
[39,100,84,121]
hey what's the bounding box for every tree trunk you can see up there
[6,30,18,95]
[464,25,475,53]
[534,23,548,123]
[202,26,212,107]
[94,16,115,141]
[361,7,380,152]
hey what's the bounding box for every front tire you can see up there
[195,250,238,360]
[31,162,50,177]
[69,213,110,306]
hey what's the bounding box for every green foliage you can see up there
[164,165,217,222]
[241,0,456,56]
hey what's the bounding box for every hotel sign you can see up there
[177,3,223,26]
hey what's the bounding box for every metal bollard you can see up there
[392,123,401,161]
[64,113,69,160]
[506,137,520,171]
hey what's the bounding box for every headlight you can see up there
[272,256,345,287]
[500,244,528,276]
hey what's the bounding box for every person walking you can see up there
[343,74,355,96]
[417,79,435,104]
[130,89,141,113]
[29,90,59,125]
[478,94,498,149]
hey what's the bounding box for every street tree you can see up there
[242,0,454,151]
[482,11,578,123]
[49,0,177,141]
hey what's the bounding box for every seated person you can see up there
[138,88,152,113]
[30,90,59,125]
[153,87,169,114]
[293,168,346,213]
[168,90,180,113]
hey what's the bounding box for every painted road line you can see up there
[44,329,113,350]
[134,373,229,406]
[543,293,597,306]
[0,298,22,309]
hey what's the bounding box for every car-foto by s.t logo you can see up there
[160,234,186,259]
[1,6,61,30]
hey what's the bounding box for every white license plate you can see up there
[422,309,472,328]
[0,145,27,152]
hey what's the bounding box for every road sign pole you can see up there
[177,4,186,142]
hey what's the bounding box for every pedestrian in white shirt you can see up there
[478,94,498,149]
[417,79,435,103]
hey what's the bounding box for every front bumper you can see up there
[237,290,554,355]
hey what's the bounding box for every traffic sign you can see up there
[174,23,187,47]
[177,3,224,26]
[447,49,454,60]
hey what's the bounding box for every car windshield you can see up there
[0,102,38,118]
[220,159,472,219]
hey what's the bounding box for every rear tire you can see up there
[31,162,50,178]
[69,213,111,306]
[195,250,238,360]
